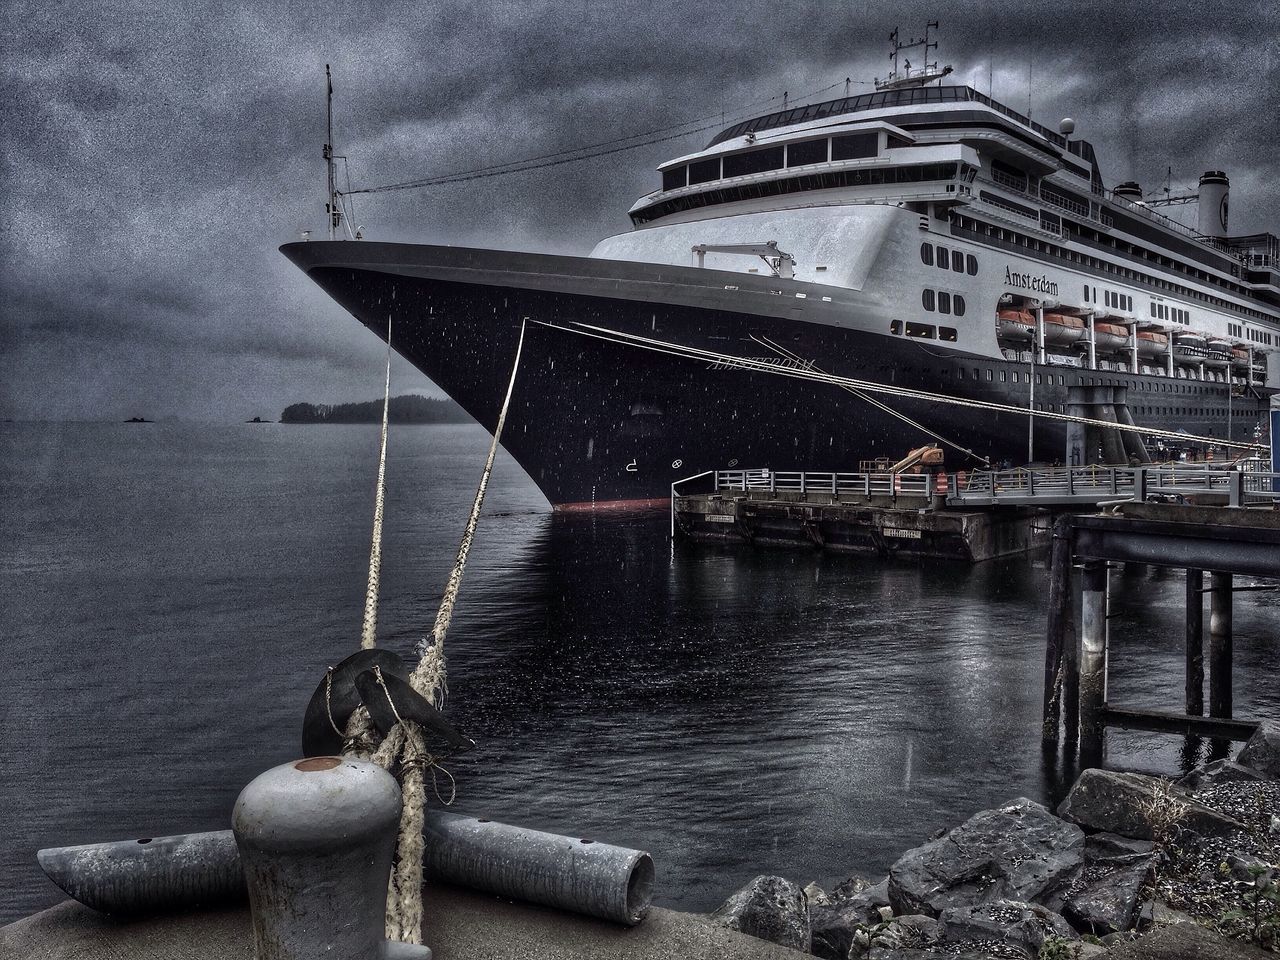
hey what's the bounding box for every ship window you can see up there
[723,145,783,177]
[939,326,958,342]
[890,319,902,334]
[953,295,966,316]
[985,369,993,380]
[787,138,828,167]
[688,157,720,184]
[937,292,952,314]
[966,254,978,275]
[831,132,877,160]
[905,322,936,339]
[935,244,947,265]
[1058,375,1065,385]
[920,243,934,266]
[922,289,935,311]
[974,368,980,379]
[1000,370,1007,382]
[662,166,687,191]
[951,250,964,272]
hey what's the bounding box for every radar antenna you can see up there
[324,65,341,241]
[876,22,954,92]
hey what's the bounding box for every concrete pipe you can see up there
[233,756,430,960]
[422,810,654,925]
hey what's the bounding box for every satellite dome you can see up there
[1059,117,1076,135]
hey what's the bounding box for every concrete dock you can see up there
[1,882,808,960]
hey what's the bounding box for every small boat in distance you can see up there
[246,417,274,423]
[123,417,152,423]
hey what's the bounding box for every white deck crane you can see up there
[690,241,796,279]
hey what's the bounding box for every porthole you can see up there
[954,295,966,317]
[922,289,935,311]
[966,254,978,275]
[920,243,934,266]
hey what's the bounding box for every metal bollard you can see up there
[233,756,430,960]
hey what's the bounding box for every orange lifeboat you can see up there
[996,309,1035,341]
[1231,345,1250,367]
[1092,321,1129,352]
[1136,330,1168,359]
[1041,312,1085,346]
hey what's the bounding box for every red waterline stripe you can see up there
[552,497,671,513]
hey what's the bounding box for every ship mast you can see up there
[324,64,341,241]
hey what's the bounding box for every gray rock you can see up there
[871,914,940,951]
[1238,720,1280,779]
[937,900,1076,958]
[1056,769,1245,840]
[1176,758,1270,790]
[1224,851,1271,882]
[803,882,832,908]
[711,875,810,952]
[1104,919,1277,958]
[831,875,871,902]
[808,895,881,960]
[887,797,1085,918]
[858,879,891,909]
[1061,832,1155,934]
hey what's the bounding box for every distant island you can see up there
[281,394,472,425]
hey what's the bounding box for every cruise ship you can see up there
[282,44,1279,508]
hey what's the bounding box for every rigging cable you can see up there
[530,319,1269,454]
[345,78,859,196]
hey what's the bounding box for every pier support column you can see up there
[1185,569,1203,716]
[1079,561,1109,751]
[1042,517,1073,743]
[1209,572,1233,718]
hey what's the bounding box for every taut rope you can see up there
[361,319,394,649]
[341,319,528,945]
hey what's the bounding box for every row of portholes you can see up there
[921,289,966,316]
[921,242,979,276]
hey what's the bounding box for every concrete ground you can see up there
[1,882,809,960]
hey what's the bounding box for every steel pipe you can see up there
[39,807,654,926]
[422,810,654,925]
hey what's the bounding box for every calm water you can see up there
[2,421,1277,925]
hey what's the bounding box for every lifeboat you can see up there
[1091,321,1130,353]
[1041,312,1085,346]
[1173,332,1207,364]
[1204,337,1232,368]
[996,309,1035,341]
[1231,346,1250,368]
[1136,330,1169,359]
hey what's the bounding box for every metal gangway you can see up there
[948,463,1280,508]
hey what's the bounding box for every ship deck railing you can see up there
[704,465,1280,508]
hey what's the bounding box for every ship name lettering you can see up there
[1004,266,1059,297]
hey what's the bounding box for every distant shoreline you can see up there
[280,394,472,425]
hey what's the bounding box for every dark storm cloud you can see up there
[1,0,1277,420]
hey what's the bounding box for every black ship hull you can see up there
[282,241,1268,508]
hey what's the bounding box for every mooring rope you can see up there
[531,319,1269,454]
[361,318,394,649]
[335,319,527,944]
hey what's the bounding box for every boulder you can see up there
[831,875,872,902]
[1176,759,1270,790]
[803,882,832,908]
[808,895,881,960]
[937,900,1076,958]
[1061,832,1155,933]
[887,798,1085,918]
[710,875,810,952]
[1056,769,1245,840]
[1237,720,1280,779]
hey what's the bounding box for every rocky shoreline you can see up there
[710,721,1280,959]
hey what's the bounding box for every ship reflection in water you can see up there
[1,422,1277,924]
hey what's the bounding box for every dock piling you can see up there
[1078,560,1109,749]
[1185,569,1204,716]
[1042,517,1073,743]
[1208,572,1233,718]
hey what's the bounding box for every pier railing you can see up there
[707,465,1280,508]
[714,468,935,498]
[952,464,1280,507]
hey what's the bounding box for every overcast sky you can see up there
[2,0,1277,421]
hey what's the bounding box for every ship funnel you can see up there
[1112,181,1143,202]
[1197,170,1229,238]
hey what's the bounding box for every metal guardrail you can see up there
[714,468,937,498]
[952,465,1280,507]
[696,465,1280,509]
